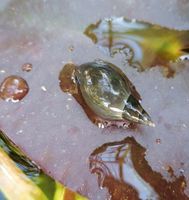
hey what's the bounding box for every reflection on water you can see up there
[89,137,188,200]
[85,17,189,77]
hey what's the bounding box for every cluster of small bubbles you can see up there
[156,138,161,144]
[21,63,33,72]
[0,75,29,103]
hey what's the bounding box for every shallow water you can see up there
[0,0,189,199]
[90,137,188,200]
[84,17,189,77]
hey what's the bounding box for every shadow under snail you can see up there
[59,60,155,128]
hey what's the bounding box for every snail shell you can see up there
[75,60,154,127]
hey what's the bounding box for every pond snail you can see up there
[59,60,155,128]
